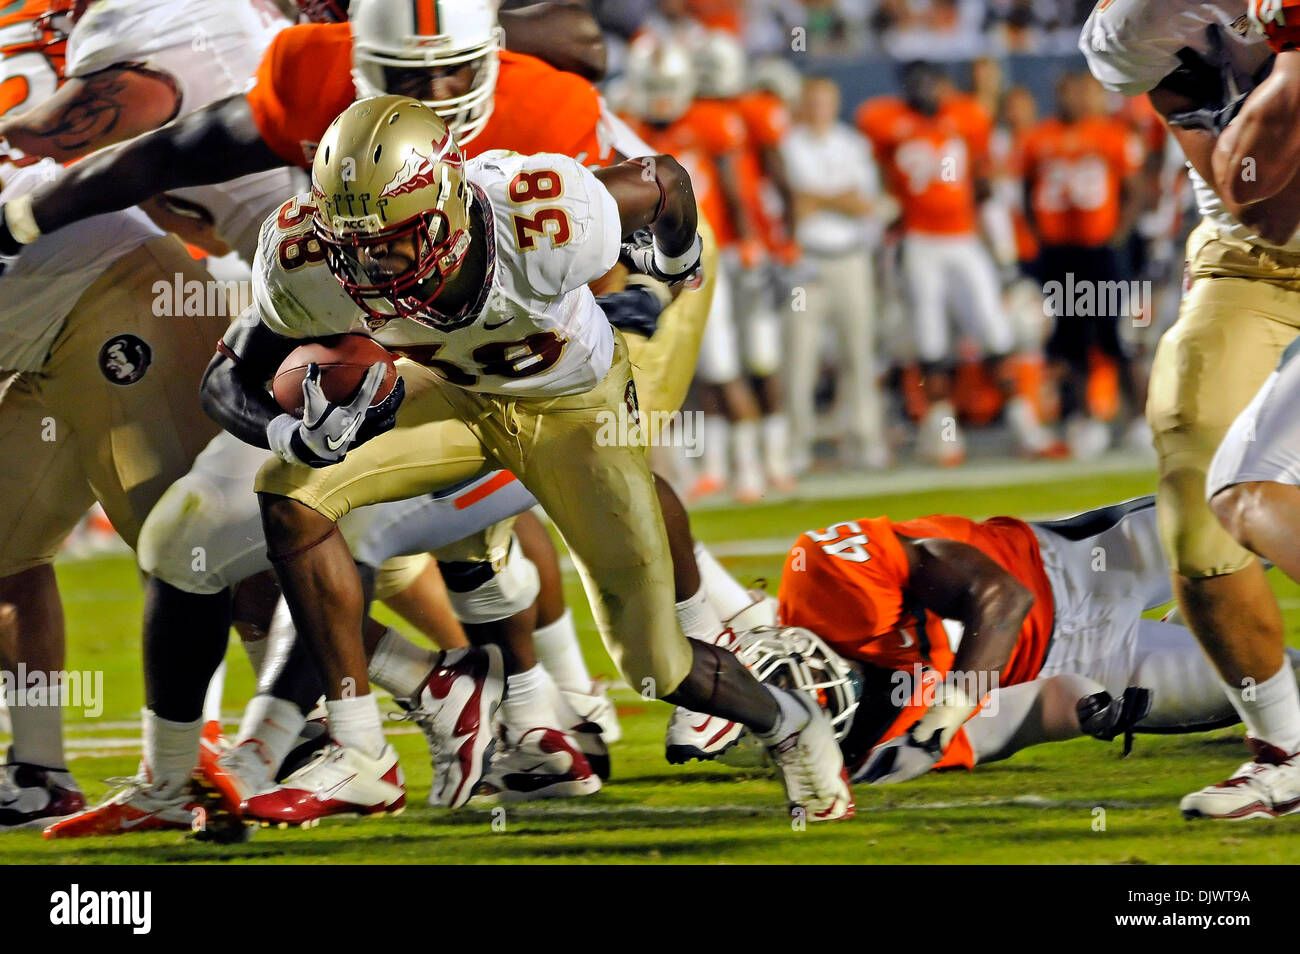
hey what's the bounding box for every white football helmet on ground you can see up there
[718,626,862,767]
[350,0,504,144]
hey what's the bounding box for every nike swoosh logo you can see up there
[316,773,358,802]
[898,629,914,648]
[324,415,362,451]
[121,812,161,829]
[482,316,514,330]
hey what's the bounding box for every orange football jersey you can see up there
[0,0,67,118]
[735,89,791,251]
[779,513,1057,768]
[670,98,750,247]
[1020,115,1141,247]
[246,22,620,169]
[856,94,992,236]
[630,115,729,249]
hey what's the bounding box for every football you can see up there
[271,333,398,418]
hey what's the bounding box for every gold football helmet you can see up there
[311,95,473,327]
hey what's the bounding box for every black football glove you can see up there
[597,283,670,339]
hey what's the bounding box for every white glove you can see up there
[267,361,393,468]
[856,681,980,785]
[620,230,703,285]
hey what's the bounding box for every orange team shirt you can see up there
[672,97,750,247]
[734,89,792,251]
[778,513,1056,769]
[246,22,619,169]
[630,115,729,249]
[0,0,67,118]
[856,93,992,237]
[1020,115,1142,248]
[685,0,743,34]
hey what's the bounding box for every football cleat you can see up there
[43,777,201,838]
[0,757,85,830]
[551,690,611,781]
[665,705,745,764]
[398,645,505,809]
[473,727,601,802]
[240,742,404,828]
[1180,738,1300,821]
[766,690,855,822]
[560,679,622,744]
[202,739,280,817]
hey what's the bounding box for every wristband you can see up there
[4,194,41,246]
[652,232,702,278]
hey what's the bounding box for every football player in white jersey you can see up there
[192,96,850,827]
[1081,0,1300,819]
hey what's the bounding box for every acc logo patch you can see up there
[98,334,152,386]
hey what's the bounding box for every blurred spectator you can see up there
[781,76,890,472]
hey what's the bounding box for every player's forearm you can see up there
[642,154,698,256]
[23,95,283,237]
[500,3,606,81]
[905,537,1031,678]
[199,319,297,449]
[950,575,1034,678]
[1212,51,1300,205]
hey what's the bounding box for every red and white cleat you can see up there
[240,743,404,828]
[665,706,744,764]
[473,728,601,802]
[43,777,201,838]
[767,690,854,823]
[0,758,86,830]
[1180,738,1300,820]
[201,739,279,817]
[559,679,622,745]
[399,645,505,809]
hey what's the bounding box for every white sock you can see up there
[694,542,754,622]
[732,418,762,475]
[142,708,202,799]
[676,583,727,645]
[241,636,269,681]
[235,693,307,777]
[755,686,809,743]
[532,609,592,692]
[368,627,438,699]
[1223,661,1300,752]
[700,415,729,481]
[502,664,560,732]
[762,414,791,480]
[325,694,387,758]
[201,659,225,725]
[8,699,65,769]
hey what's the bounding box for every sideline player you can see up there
[1081,0,1300,818]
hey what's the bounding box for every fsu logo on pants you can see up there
[98,334,152,386]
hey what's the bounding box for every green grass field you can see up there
[8,464,1300,864]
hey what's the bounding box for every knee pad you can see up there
[438,535,539,624]
[137,477,252,594]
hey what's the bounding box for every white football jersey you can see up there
[1079,0,1299,249]
[66,0,299,261]
[0,159,162,372]
[254,150,622,398]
